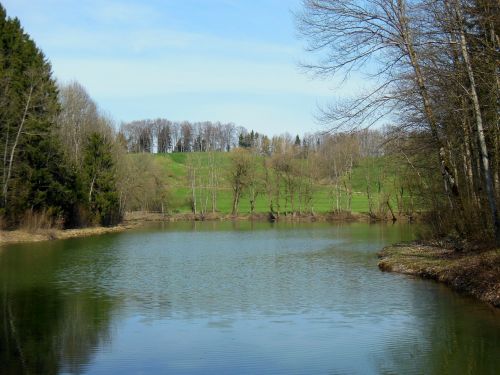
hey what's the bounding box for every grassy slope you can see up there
[149,152,406,215]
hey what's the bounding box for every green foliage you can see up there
[0,9,126,229]
[0,5,79,228]
[15,137,80,224]
[83,133,120,226]
[238,130,258,149]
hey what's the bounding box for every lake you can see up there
[1,221,499,374]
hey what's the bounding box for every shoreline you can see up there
[378,243,500,308]
[0,210,382,246]
[123,210,372,223]
[0,223,138,246]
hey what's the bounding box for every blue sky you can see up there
[2,0,365,135]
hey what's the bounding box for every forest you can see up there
[1,0,499,247]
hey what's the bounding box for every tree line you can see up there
[120,116,385,157]
[120,119,238,153]
[298,0,500,245]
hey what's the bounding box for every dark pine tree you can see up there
[295,135,301,146]
[83,133,120,226]
[0,5,79,227]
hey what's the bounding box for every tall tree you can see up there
[0,5,77,227]
[57,81,100,167]
[228,148,252,215]
[83,133,120,226]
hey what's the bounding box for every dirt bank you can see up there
[0,223,137,246]
[378,243,500,307]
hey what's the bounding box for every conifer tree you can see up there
[0,4,77,227]
[83,133,120,226]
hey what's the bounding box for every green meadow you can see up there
[135,152,412,215]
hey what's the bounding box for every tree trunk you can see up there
[231,188,240,215]
[88,175,96,203]
[387,199,397,222]
[191,168,196,215]
[463,121,477,205]
[454,0,500,244]
[397,0,460,205]
[211,164,217,214]
[3,85,33,206]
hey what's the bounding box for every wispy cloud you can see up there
[84,1,159,24]
[40,26,298,60]
[54,56,342,97]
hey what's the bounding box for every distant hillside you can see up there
[126,152,416,217]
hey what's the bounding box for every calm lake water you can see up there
[1,222,499,374]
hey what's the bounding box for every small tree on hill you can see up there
[228,148,252,215]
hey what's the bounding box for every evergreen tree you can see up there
[83,133,120,226]
[12,136,80,226]
[238,132,252,149]
[295,135,301,146]
[0,5,77,227]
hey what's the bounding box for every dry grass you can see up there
[19,209,64,232]
[378,243,500,307]
[0,224,137,246]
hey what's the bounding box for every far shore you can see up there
[123,210,374,223]
[1,210,402,246]
[378,243,500,308]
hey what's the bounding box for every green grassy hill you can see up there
[136,152,413,216]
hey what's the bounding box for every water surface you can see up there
[1,222,499,374]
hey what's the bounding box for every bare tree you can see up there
[298,0,500,243]
[57,81,100,166]
[228,148,252,215]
